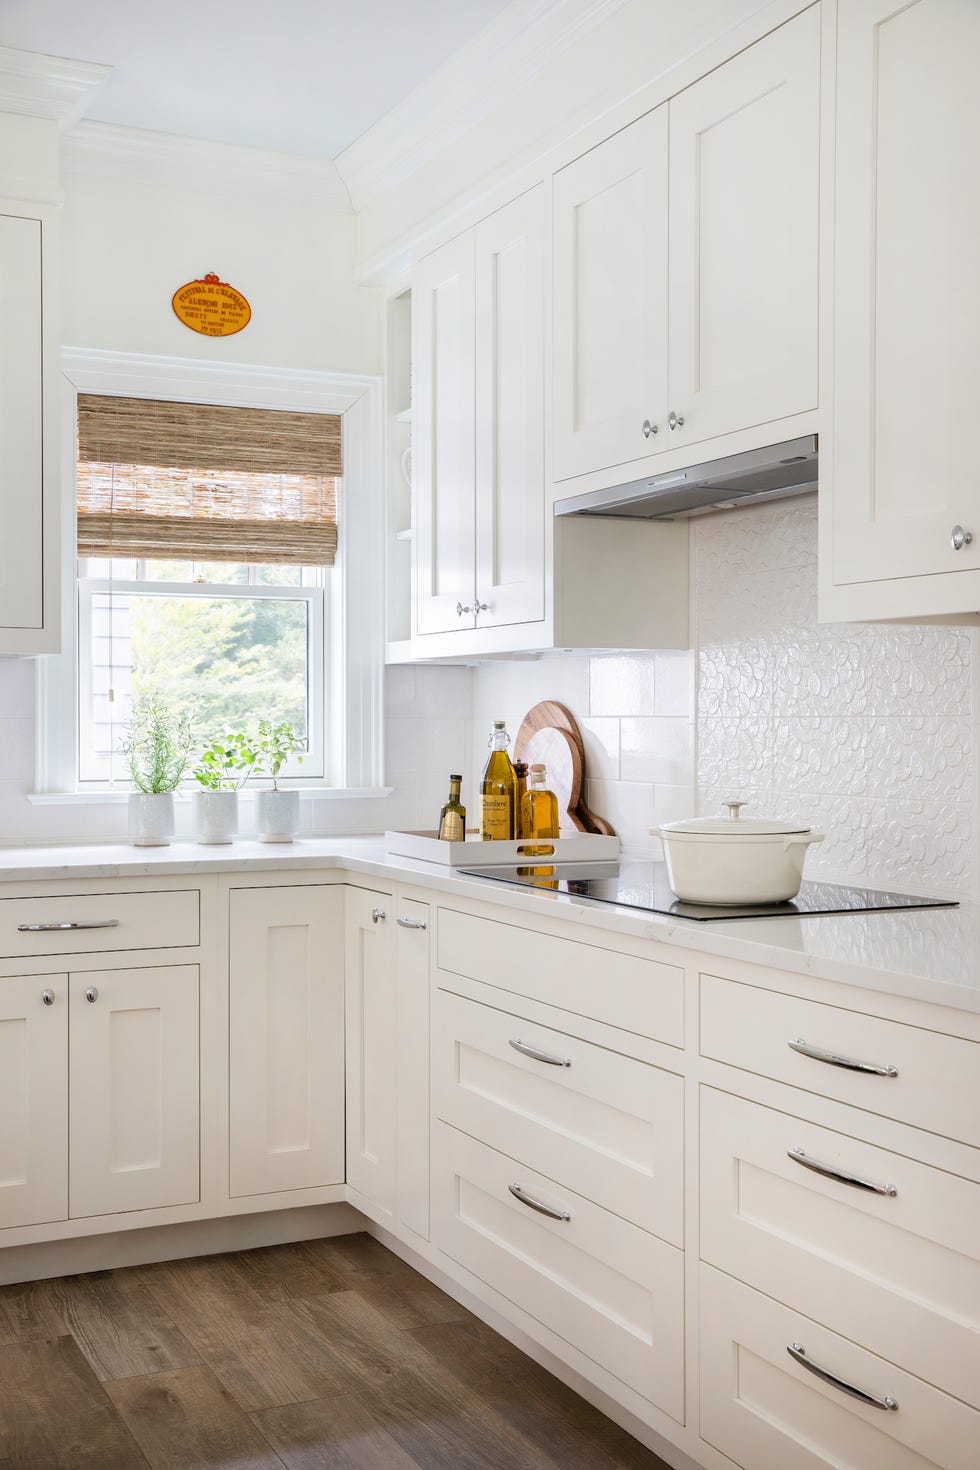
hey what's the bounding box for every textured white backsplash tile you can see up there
[695,497,976,895]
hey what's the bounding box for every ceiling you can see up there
[0,0,514,158]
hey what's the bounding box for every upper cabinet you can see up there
[552,5,821,485]
[824,0,980,621]
[0,200,60,653]
[415,186,545,640]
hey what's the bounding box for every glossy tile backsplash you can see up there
[695,497,975,894]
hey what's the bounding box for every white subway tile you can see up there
[586,778,656,854]
[589,655,657,718]
[579,717,620,781]
[621,718,694,785]
[654,652,694,718]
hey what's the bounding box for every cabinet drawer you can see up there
[700,1087,980,1409]
[433,989,683,1244]
[0,890,200,959]
[700,1264,980,1470]
[700,973,979,1145]
[432,1121,684,1422]
[437,908,684,1047]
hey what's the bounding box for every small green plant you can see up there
[192,732,255,791]
[125,698,193,793]
[252,719,304,790]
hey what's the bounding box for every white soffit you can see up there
[335,0,630,212]
[62,120,354,212]
[0,44,110,128]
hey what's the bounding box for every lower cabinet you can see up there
[228,884,345,1198]
[69,965,200,1218]
[0,973,67,1230]
[345,886,431,1239]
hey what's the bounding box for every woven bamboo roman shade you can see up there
[76,395,341,566]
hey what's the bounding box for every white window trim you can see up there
[35,348,386,799]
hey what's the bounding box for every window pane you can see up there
[128,593,309,742]
[255,563,301,587]
[140,559,196,582]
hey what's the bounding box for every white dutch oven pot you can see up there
[650,801,825,905]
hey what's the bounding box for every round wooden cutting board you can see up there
[514,701,615,836]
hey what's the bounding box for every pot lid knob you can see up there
[724,800,747,821]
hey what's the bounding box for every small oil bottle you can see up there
[520,763,559,855]
[480,720,517,840]
[513,761,529,838]
[438,773,466,841]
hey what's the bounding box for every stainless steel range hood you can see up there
[553,435,817,520]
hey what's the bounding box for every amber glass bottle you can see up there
[520,763,559,855]
[479,721,516,840]
[513,761,529,837]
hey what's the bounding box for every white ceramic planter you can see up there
[128,791,175,848]
[193,789,238,845]
[651,804,824,905]
[256,788,300,843]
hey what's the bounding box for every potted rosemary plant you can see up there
[191,732,254,844]
[124,698,193,846]
[252,719,304,842]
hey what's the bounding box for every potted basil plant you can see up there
[124,699,193,847]
[252,719,305,842]
[191,732,254,844]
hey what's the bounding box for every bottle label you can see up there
[439,809,464,842]
[479,795,512,841]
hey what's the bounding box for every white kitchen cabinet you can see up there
[0,203,60,653]
[414,185,546,641]
[552,6,820,484]
[345,886,431,1237]
[552,107,669,483]
[69,965,200,1218]
[228,885,344,1198]
[824,0,980,620]
[0,973,67,1230]
[667,5,820,448]
[345,885,396,1213]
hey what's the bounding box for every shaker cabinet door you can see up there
[667,5,820,449]
[0,213,44,631]
[0,973,67,1230]
[552,106,669,483]
[345,886,397,1215]
[415,232,477,635]
[833,0,980,588]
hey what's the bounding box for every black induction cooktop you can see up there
[458,860,959,922]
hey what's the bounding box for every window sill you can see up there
[27,787,395,806]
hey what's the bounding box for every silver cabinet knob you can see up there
[475,601,489,613]
[668,410,685,431]
[85,986,98,1003]
[642,418,658,439]
[371,908,386,924]
[951,525,973,551]
[456,602,472,617]
[41,989,55,1006]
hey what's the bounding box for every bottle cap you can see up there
[492,719,506,728]
[449,773,462,781]
[530,762,546,773]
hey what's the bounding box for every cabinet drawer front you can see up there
[438,908,684,1047]
[433,989,683,1244]
[432,1122,683,1420]
[700,973,979,1144]
[701,1087,980,1409]
[0,890,200,959]
[700,1264,980,1470]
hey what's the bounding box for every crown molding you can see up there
[0,46,110,129]
[335,0,629,212]
[62,120,353,213]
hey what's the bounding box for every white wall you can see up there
[472,498,977,898]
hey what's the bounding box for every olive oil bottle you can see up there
[520,763,559,854]
[513,761,529,837]
[479,720,516,840]
[438,773,466,842]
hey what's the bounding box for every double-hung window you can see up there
[74,394,341,788]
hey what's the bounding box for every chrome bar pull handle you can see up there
[788,1037,898,1078]
[508,1183,572,1222]
[787,1147,897,1197]
[396,916,427,930]
[509,1037,572,1068]
[18,919,120,933]
[787,1343,897,1411]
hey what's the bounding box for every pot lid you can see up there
[660,801,811,837]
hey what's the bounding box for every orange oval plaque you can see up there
[172,272,251,337]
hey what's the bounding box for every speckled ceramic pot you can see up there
[128,791,175,847]
[256,788,299,843]
[193,789,238,844]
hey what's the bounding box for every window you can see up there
[73,393,340,789]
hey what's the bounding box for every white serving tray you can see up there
[384,829,620,867]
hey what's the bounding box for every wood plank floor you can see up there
[0,1233,672,1470]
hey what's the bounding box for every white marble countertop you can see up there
[0,835,976,1016]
